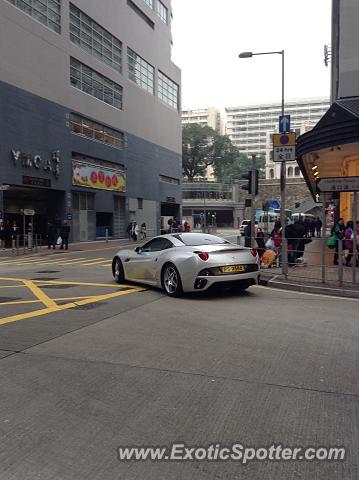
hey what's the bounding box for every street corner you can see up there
[0,277,145,327]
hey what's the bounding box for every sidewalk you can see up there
[259,238,359,299]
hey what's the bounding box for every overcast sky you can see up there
[171,0,332,109]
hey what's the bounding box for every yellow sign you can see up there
[72,161,126,192]
[273,132,296,147]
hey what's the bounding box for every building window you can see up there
[6,0,61,33]
[269,169,274,179]
[159,175,180,185]
[295,167,300,177]
[127,0,154,29]
[127,48,154,94]
[143,0,153,8]
[138,198,143,209]
[156,0,167,23]
[70,113,125,149]
[70,4,122,73]
[288,167,293,177]
[70,58,123,110]
[158,71,179,109]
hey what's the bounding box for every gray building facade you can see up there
[0,0,181,241]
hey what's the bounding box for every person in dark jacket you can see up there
[60,220,71,250]
[315,217,323,237]
[332,218,345,265]
[243,222,252,248]
[293,219,306,260]
[285,222,298,266]
[0,221,5,249]
[255,227,266,258]
[46,222,56,249]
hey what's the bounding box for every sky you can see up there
[171,0,332,109]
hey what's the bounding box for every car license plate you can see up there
[220,265,245,273]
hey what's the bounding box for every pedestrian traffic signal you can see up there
[241,170,259,195]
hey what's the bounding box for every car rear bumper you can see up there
[185,270,260,292]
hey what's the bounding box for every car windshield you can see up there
[174,234,230,246]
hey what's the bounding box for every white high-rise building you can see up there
[182,107,223,134]
[225,98,330,164]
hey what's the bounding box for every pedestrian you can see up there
[127,222,132,241]
[243,221,252,248]
[140,222,147,240]
[134,223,140,240]
[46,221,56,249]
[270,221,282,265]
[293,218,306,261]
[0,221,5,250]
[185,222,191,232]
[303,217,311,238]
[309,219,316,238]
[315,217,322,237]
[60,220,71,250]
[332,217,345,265]
[10,221,19,250]
[343,221,354,266]
[285,221,298,266]
[255,227,266,258]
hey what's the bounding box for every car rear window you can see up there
[174,234,230,246]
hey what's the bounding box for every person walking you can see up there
[0,221,5,250]
[303,217,311,238]
[134,223,140,241]
[293,218,306,261]
[315,217,322,237]
[343,221,354,267]
[140,222,147,240]
[255,227,266,259]
[285,221,298,266]
[10,221,19,250]
[309,219,316,238]
[127,222,133,241]
[332,217,345,265]
[243,221,252,248]
[46,221,56,249]
[60,220,71,250]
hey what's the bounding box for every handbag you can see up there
[56,236,62,245]
[327,234,336,249]
[265,238,275,250]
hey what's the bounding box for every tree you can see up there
[214,152,265,183]
[182,124,218,181]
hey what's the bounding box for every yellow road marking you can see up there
[55,257,104,265]
[0,285,27,289]
[32,279,127,288]
[0,299,40,306]
[79,260,109,266]
[0,288,143,326]
[22,280,59,309]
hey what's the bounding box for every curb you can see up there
[259,276,359,299]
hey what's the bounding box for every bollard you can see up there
[105,228,109,243]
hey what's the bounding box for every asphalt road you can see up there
[0,245,358,479]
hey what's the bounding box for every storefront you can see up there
[297,98,359,222]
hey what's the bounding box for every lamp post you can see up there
[239,50,287,276]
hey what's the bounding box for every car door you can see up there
[144,238,174,282]
[124,238,168,282]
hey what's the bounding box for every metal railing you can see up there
[0,234,42,257]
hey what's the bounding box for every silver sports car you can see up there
[112,233,260,296]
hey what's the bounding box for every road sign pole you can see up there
[251,154,256,248]
[280,50,287,278]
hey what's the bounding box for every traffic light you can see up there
[241,170,259,195]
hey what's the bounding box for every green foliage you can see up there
[182,123,265,182]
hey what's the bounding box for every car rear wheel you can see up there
[162,263,183,297]
[113,257,124,283]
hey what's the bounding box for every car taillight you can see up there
[195,251,209,261]
[250,248,257,257]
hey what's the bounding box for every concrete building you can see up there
[297,0,359,222]
[225,99,329,161]
[0,0,181,242]
[181,107,223,134]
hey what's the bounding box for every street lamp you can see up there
[238,49,287,276]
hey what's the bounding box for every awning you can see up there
[297,97,359,198]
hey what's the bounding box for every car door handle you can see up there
[124,258,130,262]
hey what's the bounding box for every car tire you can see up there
[162,263,183,297]
[113,257,124,283]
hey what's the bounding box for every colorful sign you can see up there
[72,161,126,192]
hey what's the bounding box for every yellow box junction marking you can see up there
[0,277,144,326]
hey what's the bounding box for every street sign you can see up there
[0,185,10,191]
[23,209,35,216]
[273,132,296,162]
[316,176,359,193]
[279,114,291,133]
[273,132,296,147]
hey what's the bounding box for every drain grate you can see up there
[35,271,60,274]
[0,297,21,303]
[40,284,73,289]
[74,302,107,310]
[31,277,60,281]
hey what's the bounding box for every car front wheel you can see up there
[162,263,183,297]
[113,257,124,283]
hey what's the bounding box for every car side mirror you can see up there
[135,246,142,254]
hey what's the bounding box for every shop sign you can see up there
[11,149,60,178]
[22,176,51,188]
[72,161,126,192]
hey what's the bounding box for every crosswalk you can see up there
[0,256,113,268]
